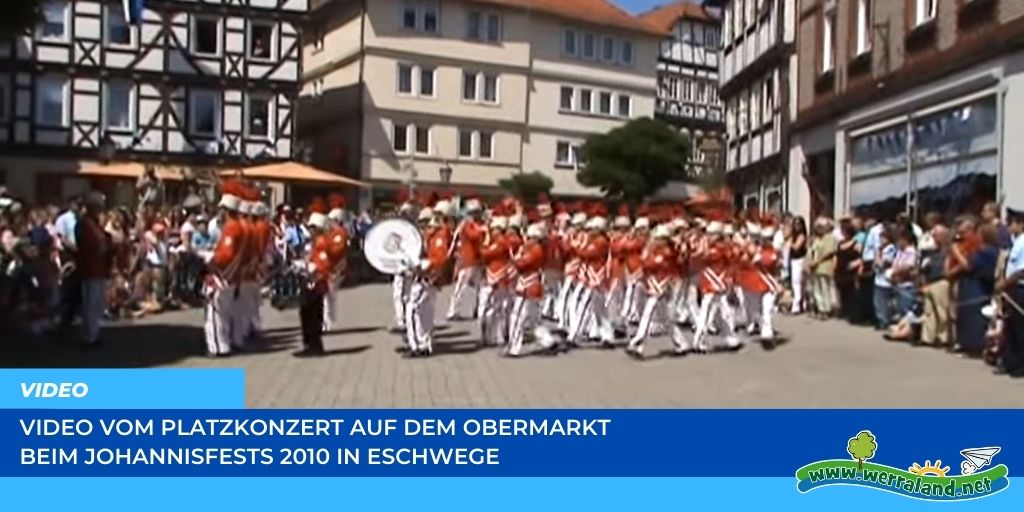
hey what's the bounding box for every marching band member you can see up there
[747,224,782,344]
[684,218,707,330]
[204,180,246,357]
[391,190,416,332]
[621,206,650,325]
[296,199,332,358]
[693,217,741,353]
[479,207,512,346]
[558,204,588,333]
[233,186,257,348]
[324,193,351,331]
[403,204,452,357]
[445,197,485,321]
[607,205,632,332]
[507,219,556,357]
[568,205,614,348]
[249,195,273,339]
[626,224,690,359]
[540,200,566,321]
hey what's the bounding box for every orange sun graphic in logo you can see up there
[909,460,951,477]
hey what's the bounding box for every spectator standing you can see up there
[74,192,111,347]
[834,219,862,322]
[997,209,1024,376]
[808,218,837,319]
[948,219,998,355]
[891,226,920,322]
[858,216,882,325]
[919,224,951,347]
[872,226,898,330]
[788,216,808,314]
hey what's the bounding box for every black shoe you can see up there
[600,341,617,350]
[394,345,410,353]
[670,348,690,358]
[402,349,423,359]
[625,348,644,361]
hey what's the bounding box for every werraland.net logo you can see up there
[795,431,1009,501]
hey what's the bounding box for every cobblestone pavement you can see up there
[6,283,1024,408]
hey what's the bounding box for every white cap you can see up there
[417,207,434,222]
[586,216,608,230]
[526,223,545,239]
[634,217,650,229]
[434,200,453,217]
[672,218,689,231]
[329,208,345,222]
[571,212,587,226]
[723,223,735,236]
[695,217,708,229]
[307,212,329,229]
[252,203,269,217]
[218,194,241,211]
[706,221,723,234]
[745,222,760,234]
[465,199,482,213]
[761,226,776,238]
[652,225,672,239]
[509,214,525,228]
[613,215,631,228]
[399,202,416,214]
[490,216,508,230]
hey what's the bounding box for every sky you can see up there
[616,0,689,15]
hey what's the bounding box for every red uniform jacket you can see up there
[252,218,273,280]
[513,240,545,299]
[623,233,646,282]
[422,226,451,286]
[608,232,629,287]
[642,243,679,298]
[699,240,732,294]
[579,232,610,290]
[454,219,485,269]
[326,225,350,277]
[543,231,564,272]
[481,231,511,288]
[307,234,332,293]
[210,216,245,285]
[749,245,781,294]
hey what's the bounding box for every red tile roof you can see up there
[638,1,717,32]
[473,0,666,36]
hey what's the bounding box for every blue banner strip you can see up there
[2,409,1021,477]
[0,369,244,409]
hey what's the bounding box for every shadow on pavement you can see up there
[431,339,485,356]
[325,326,382,336]
[3,323,207,368]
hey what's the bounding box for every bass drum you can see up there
[364,218,424,275]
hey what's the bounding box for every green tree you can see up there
[499,171,554,200]
[1,0,43,38]
[847,431,878,471]
[576,118,690,202]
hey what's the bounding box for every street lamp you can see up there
[439,164,453,184]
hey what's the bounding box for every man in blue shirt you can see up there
[54,196,81,252]
[997,209,1024,377]
[857,215,883,326]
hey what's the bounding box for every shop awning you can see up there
[223,162,368,188]
[78,162,188,181]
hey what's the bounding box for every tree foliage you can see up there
[499,171,554,200]
[575,118,690,202]
[847,431,878,470]
[1,0,43,38]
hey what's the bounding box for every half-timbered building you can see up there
[0,0,306,202]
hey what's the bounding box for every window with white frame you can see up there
[763,77,774,118]
[467,11,501,42]
[555,141,581,167]
[601,36,615,61]
[36,75,67,127]
[560,86,574,111]
[189,90,221,137]
[463,71,499,104]
[855,0,872,55]
[579,88,593,113]
[704,26,719,49]
[104,81,134,132]
[397,63,434,98]
[247,94,273,139]
[915,0,937,27]
[313,27,325,52]
[105,4,133,46]
[696,81,707,104]
[598,91,612,115]
[682,78,694,101]
[192,16,222,56]
[821,7,836,73]
[249,21,276,61]
[457,128,493,159]
[38,1,68,41]
[415,125,431,154]
[393,122,409,152]
[582,33,596,59]
[563,29,578,55]
[401,1,439,34]
[620,40,634,65]
[617,94,631,118]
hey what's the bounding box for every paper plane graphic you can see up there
[960,447,1000,475]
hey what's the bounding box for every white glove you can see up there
[418,259,431,271]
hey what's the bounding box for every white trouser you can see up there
[693,292,739,351]
[237,280,260,341]
[80,278,107,344]
[446,266,481,319]
[405,280,436,353]
[733,285,748,327]
[790,257,805,313]
[747,291,776,339]
[541,269,562,319]
[555,277,576,328]
[479,284,510,345]
[685,276,700,324]
[392,274,408,328]
[322,278,339,331]
[204,286,234,355]
[622,278,641,323]
[569,286,613,343]
[508,295,554,356]
[605,279,626,329]
[628,294,690,354]
[564,280,586,333]
[669,279,685,323]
